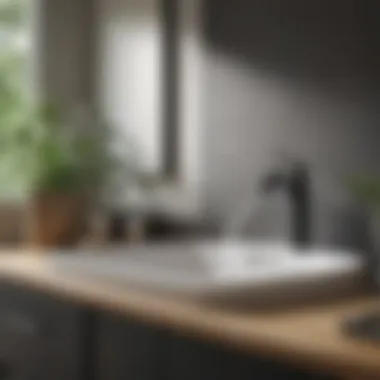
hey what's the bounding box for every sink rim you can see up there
[49,240,364,294]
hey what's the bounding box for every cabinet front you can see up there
[0,282,86,380]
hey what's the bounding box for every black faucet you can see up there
[260,162,312,248]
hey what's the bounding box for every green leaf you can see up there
[0,0,28,28]
[348,176,380,208]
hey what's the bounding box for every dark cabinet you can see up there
[0,283,335,380]
[96,315,333,380]
[166,333,332,380]
[0,282,87,380]
[96,313,168,380]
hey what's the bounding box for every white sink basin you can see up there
[50,240,366,307]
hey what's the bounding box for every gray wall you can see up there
[202,0,380,246]
[35,0,96,109]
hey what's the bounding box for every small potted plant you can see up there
[2,102,139,248]
[350,175,380,249]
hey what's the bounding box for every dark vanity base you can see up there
[0,282,334,380]
[0,282,88,380]
[96,313,333,380]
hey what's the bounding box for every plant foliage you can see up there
[349,176,380,209]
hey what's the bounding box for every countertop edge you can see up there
[0,254,378,378]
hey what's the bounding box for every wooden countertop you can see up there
[0,252,379,379]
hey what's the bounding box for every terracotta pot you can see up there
[27,192,90,249]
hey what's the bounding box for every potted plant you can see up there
[1,101,140,248]
[350,175,380,248]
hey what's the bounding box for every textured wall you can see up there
[202,0,380,246]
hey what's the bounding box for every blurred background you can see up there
[0,0,379,250]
